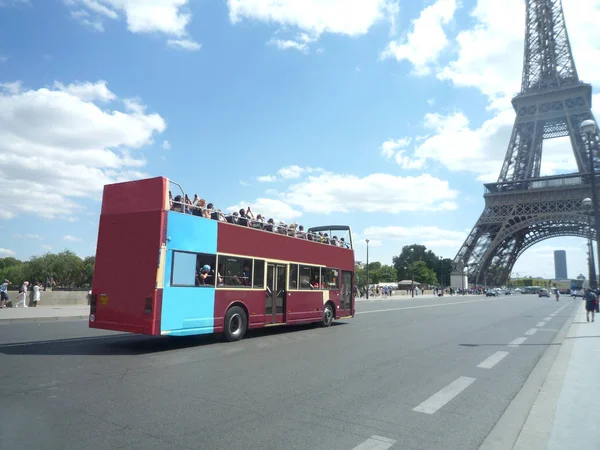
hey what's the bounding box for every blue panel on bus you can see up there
[160,212,217,335]
[165,211,217,254]
[160,287,215,335]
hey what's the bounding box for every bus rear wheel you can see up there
[224,306,247,342]
[321,303,334,327]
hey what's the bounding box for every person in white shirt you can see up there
[15,281,29,308]
[33,282,41,307]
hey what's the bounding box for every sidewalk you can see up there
[489,300,600,450]
[355,293,478,302]
[0,305,89,323]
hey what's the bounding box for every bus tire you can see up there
[321,303,334,327]
[224,306,247,342]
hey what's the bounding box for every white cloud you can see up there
[257,175,277,182]
[167,38,201,51]
[12,234,42,240]
[0,248,15,256]
[0,56,7,63]
[277,165,305,179]
[63,235,82,242]
[281,171,458,214]
[41,244,52,251]
[162,140,171,150]
[268,39,309,53]
[228,0,397,49]
[381,0,457,75]
[427,98,435,106]
[0,81,22,95]
[364,225,466,245]
[226,198,302,223]
[239,180,250,186]
[380,137,410,159]
[54,80,116,102]
[0,80,166,220]
[66,0,198,47]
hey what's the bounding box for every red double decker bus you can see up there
[89,177,355,341]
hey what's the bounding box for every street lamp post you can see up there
[365,239,370,299]
[440,256,443,296]
[580,120,600,288]
[583,198,597,289]
[410,248,415,298]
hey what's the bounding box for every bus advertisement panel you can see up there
[89,177,355,341]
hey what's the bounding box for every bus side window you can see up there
[289,264,298,289]
[322,268,339,289]
[253,260,265,289]
[310,267,321,289]
[299,265,311,289]
[172,251,197,286]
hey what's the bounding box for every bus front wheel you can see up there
[321,303,334,327]
[224,306,247,342]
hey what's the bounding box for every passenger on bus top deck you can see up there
[238,209,250,227]
[242,264,251,286]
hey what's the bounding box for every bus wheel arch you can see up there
[321,301,335,327]
[224,303,248,342]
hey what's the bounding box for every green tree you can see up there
[378,265,397,282]
[408,260,439,285]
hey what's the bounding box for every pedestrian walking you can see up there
[15,281,29,308]
[583,288,596,322]
[33,282,41,307]
[0,279,9,308]
[555,290,560,302]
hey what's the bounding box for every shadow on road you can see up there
[0,322,347,356]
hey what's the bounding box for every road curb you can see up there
[479,300,579,450]
[0,315,88,324]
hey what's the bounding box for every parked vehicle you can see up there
[538,289,550,298]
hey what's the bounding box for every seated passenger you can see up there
[296,225,307,239]
[172,195,184,212]
[277,221,288,235]
[264,218,275,232]
[252,214,265,229]
[287,223,296,237]
[332,236,340,247]
[238,209,250,227]
[340,237,349,248]
[196,265,213,286]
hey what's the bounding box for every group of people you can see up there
[0,279,42,308]
[169,192,350,248]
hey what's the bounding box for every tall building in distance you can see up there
[554,250,568,280]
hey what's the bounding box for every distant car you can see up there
[486,290,498,297]
[505,290,513,295]
[538,289,550,298]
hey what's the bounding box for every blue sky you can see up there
[1,0,599,280]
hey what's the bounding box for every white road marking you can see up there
[508,337,527,347]
[544,316,552,321]
[357,298,498,315]
[536,321,546,327]
[413,376,476,414]
[352,435,397,450]
[477,351,509,369]
[524,328,538,336]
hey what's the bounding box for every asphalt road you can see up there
[0,294,575,450]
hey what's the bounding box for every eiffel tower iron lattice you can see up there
[452,0,600,287]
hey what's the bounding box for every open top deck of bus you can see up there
[90,176,355,341]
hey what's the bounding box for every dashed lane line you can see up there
[477,351,509,369]
[356,298,499,315]
[536,321,547,327]
[524,328,538,336]
[508,337,527,348]
[413,376,476,414]
[351,435,397,450]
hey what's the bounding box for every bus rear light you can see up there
[144,296,153,314]
[90,294,97,314]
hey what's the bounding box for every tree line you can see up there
[355,244,454,287]
[0,251,95,289]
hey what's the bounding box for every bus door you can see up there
[340,271,353,317]
[266,263,287,324]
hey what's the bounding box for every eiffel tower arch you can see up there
[452,0,600,287]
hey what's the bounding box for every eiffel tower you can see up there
[452,0,600,287]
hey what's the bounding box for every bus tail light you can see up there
[90,294,97,314]
[144,296,153,314]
